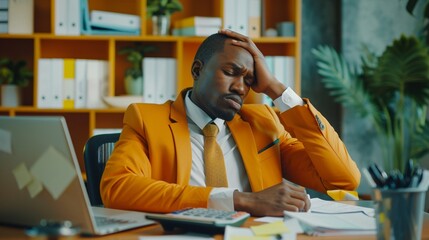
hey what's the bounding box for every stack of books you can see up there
[172,16,221,37]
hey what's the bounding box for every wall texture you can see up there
[340,0,425,194]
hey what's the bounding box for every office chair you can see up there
[83,133,120,206]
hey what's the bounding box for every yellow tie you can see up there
[202,123,228,187]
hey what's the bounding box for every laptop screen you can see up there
[0,116,95,232]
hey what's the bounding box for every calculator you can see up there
[145,208,250,233]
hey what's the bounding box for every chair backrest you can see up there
[83,133,120,206]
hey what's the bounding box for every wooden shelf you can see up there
[0,0,301,171]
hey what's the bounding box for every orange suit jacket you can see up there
[100,89,360,213]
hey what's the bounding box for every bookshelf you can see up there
[0,0,301,171]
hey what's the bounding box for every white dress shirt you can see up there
[184,88,304,211]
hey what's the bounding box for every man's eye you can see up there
[223,70,234,76]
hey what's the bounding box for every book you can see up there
[173,16,221,28]
[172,26,220,36]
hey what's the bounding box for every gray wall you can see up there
[301,0,428,206]
[341,0,426,194]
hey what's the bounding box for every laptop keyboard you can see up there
[95,216,136,226]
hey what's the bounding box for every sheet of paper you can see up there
[285,211,376,231]
[12,162,32,189]
[30,146,76,200]
[0,128,12,154]
[284,218,304,234]
[27,178,43,198]
[310,198,374,217]
[251,221,289,236]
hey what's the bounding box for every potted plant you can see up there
[118,43,157,95]
[146,0,183,35]
[0,58,33,107]
[312,35,429,174]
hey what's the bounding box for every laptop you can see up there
[0,116,155,235]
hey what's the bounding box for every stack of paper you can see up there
[284,198,376,236]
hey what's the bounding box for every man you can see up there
[100,30,360,217]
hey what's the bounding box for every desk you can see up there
[1,213,429,240]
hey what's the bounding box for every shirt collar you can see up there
[185,91,225,132]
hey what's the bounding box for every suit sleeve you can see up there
[276,99,361,192]
[100,104,212,213]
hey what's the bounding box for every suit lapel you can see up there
[227,115,264,191]
[170,89,193,185]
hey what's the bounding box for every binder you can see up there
[54,0,67,35]
[165,58,177,100]
[62,59,75,109]
[66,0,81,35]
[8,0,33,34]
[235,0,249,36]
[248,0,261,38]
[90,10,140,32]
[86,60,108,108]
[142,58,157,103]
[155,58,168,104]
[0,0,8,9]
[37,59,52,108]
[0,22,7,33]
[223,0,236,32]
[0,9,7,21]
[80,0,140,36]
[51,58,64,108]
[285,56,295,90]
[74,59,87,108]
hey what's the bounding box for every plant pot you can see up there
[1,84,21,107]
[152,15,170,36]
[124,75,143,96]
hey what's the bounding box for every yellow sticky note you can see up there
[327,190,359,201]
[12,163,32,189]
[30,146,76,200]
[27,178,44,198]
[251,221,289,236]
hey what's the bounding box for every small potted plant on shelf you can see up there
[0,57,33,107]
[147,0,183,35]
[118,43,158,95]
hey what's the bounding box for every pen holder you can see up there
[373,188,426,240]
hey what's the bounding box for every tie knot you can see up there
[202,123,219,137]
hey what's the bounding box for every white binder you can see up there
[51,58,64,108]
[37,59,51,108]
[142,58,157,103]
[74,59,87,108]
[54,0,67,35]
[66,0,81,35]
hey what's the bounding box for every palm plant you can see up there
[312,35,429,173]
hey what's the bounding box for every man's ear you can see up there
[191,60,203,80]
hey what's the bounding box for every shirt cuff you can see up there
[207,188,236,211]
[273,87,305,113]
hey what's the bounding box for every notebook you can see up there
[0,116,155,235]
